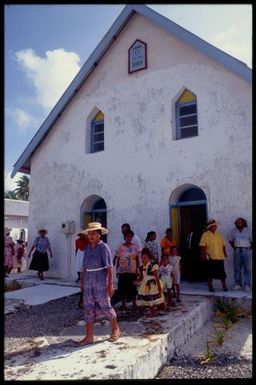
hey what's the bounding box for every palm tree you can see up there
[14,175,30,201]
[4,190,18,199]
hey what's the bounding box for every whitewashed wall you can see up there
[27,14,252,285]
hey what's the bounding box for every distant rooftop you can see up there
[4,199,29,217]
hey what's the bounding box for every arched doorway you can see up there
[80,195,107,242]
[169,184,208,281]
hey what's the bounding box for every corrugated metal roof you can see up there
[4,199,29,217]
[11,3,252,178]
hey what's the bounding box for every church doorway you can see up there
[80,195,107,242]
[169,184,208,281]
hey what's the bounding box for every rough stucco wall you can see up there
[28,13,252,283]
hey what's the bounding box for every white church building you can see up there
[11,5,252,285]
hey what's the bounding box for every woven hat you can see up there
[206,218,218,229]
[82,222,108,235]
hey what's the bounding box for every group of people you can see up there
[75,224,182,311]
[4,226,53,281]
[199,217,252,293]
[4,227,26,276]
[72,217,251,346]
[4,216,251,346]
[72,222,183,346]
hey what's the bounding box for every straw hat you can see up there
[206,218,218,229]
[4,227,12,235]
[82,222,108,235]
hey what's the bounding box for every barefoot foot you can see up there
[74,337,94,347]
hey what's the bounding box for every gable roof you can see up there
[11,4,251,178]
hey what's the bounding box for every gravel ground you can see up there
[5,293,83,357]
[156,355,252,379]
[5,293,253,379]
[157,313,253,379]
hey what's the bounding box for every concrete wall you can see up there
[27,14,252,284]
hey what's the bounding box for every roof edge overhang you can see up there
[11,3,251,178]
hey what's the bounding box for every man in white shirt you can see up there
[229,217,252,292]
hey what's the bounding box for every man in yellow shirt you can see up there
[199,219,228,292]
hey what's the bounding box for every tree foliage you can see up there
[4,190,18,199]
[4,175,30,201]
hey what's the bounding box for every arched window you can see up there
[91,111,104,153]
[175,89,198,139]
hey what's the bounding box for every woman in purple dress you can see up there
[74,222,121,346]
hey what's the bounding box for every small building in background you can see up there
[4,199,29,242]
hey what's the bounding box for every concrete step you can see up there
[4,275,252,380]
[5,294,214,380]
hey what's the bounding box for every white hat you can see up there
[206,218,218,229]
[4,227,12,235]
[37,228,48,234]
[82,222,108,235]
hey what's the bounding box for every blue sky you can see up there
[4,4,252,191]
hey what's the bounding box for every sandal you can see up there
[109,330,121,342]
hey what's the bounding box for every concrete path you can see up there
[4,274,252,380]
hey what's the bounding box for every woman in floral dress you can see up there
[115,230,141,309]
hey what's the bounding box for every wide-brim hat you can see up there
[38,228,48,234]
[82,222,108,235]
[4,227,12,235]
[206,218,218,229]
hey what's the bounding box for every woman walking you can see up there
[74,222,121,346]
[27,228,53,280]
[4,227,15,276]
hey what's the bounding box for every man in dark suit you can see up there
[185,223,205,282]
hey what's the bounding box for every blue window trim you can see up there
[175,100,198,140]
[91,119,104,153]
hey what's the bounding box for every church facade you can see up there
[12,5,252,285]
